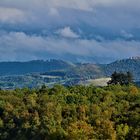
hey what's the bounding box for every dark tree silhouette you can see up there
[108,71,133,85]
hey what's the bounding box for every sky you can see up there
[0,0,140,63]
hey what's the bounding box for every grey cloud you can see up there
[0,0,139,11]
[0,32,140,62]
[0,7,26,24]
[0,0,140,37]
[120,30,134,39]
[0,0,140,62]
[0,0,140,28]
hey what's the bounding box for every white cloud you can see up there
[0,31,140,62]
[121,30,133,39]
[0,7,26,24]
[56,27,79,38]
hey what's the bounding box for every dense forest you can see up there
[0,84,140,140]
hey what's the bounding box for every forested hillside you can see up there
[104,58,140,81]
[0,60,74,75]
[0,84,140,140]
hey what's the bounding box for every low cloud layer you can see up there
[0,32,140,63]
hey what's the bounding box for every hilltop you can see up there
[0,60,74,76]
[103,58,140,81]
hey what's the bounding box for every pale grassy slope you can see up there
[80,78,111,86]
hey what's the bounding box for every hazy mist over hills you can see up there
[0,0,140,63]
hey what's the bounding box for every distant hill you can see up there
[0,58,140,89]
[66,63,104,79]
[103,57,140,81]
[41,63,104,82]
[0,58,140,80]
[0,60,74,75]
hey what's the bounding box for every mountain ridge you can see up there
[0,58,140,89]
[103,58,140,81]
[0,58,140,79]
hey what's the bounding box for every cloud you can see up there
[56,27,79,38]
[0,0,140,62]
[0,0,139,11]
[0,31,140,63]
[121,30,133,39]
[0,7,26,24]
[0,0,140,31]
[48,8,59,16]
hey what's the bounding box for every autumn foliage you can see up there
[0,84,140,140]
